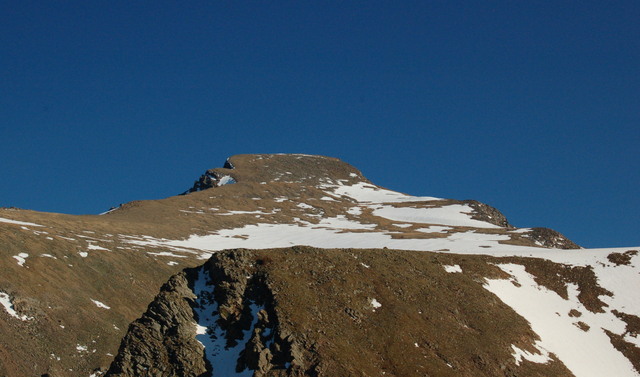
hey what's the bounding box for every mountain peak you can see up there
[184,154,368,194]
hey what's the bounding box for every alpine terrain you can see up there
[0,154,638,377]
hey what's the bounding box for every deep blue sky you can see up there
[1,1,638,248]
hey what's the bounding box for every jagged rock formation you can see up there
[528,227,580,249]
[183,159,237,194]
[108,250,311,377]
[106,271,207,376]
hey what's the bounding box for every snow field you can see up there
[484,264,639,377]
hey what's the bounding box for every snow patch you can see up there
[324,182,440,203]
[218,175,236,186]
[443,264,462,273]
[510,228,533,234]
[91,299,111,310]
[87,244,109,251]
[511,342,551,365]
[0,292,32,321]
[0,217,43,227]
[13,253,28,267]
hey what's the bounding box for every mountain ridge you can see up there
[0,153,637,377]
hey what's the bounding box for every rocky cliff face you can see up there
[107,250,313,377]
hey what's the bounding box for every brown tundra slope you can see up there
[0,154,637,377]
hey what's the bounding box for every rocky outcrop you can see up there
[106,271,207,376]
[183,169,236,194]
[464,200,513,228]
[529,227,580,249]
[106,250,309,377]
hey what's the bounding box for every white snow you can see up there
[192,267,260,376]
[99,206,120,215]
[443,264,462,273]
[152,220,524,255]
[87,244,109,251]
[0,292,31,321]
[296,203,315,210]
[484,263,639,377]
[372,204,501,229]
[217,175,236,186]
[13,253,28,267]
[392,223,412,228]
[370,298,382,310]
[147,251,189,258]
[346,206,362,216]
[90,299,111,310]
[511,342,551,365]
[325,182,440,203]
[218,210,272,216]
[0,217,43,227]
[78,252,88,258]
[509,228,533,234]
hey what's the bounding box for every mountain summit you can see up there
[0,154,637,377]
[184,154,368,194]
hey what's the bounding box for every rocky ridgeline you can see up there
[107,250,311,377]
[181,154,579,250]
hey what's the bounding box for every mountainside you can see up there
[0,154,637,377]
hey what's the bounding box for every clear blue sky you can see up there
[1,1,638,248]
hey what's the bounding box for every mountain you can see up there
[0,154,637,377]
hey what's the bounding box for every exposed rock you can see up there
[465,200,513,228]
[607,250,638,266]
[106,271,207,377]
[529,227,580,249]
[107,250,303,377]
[183,169,236,194]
